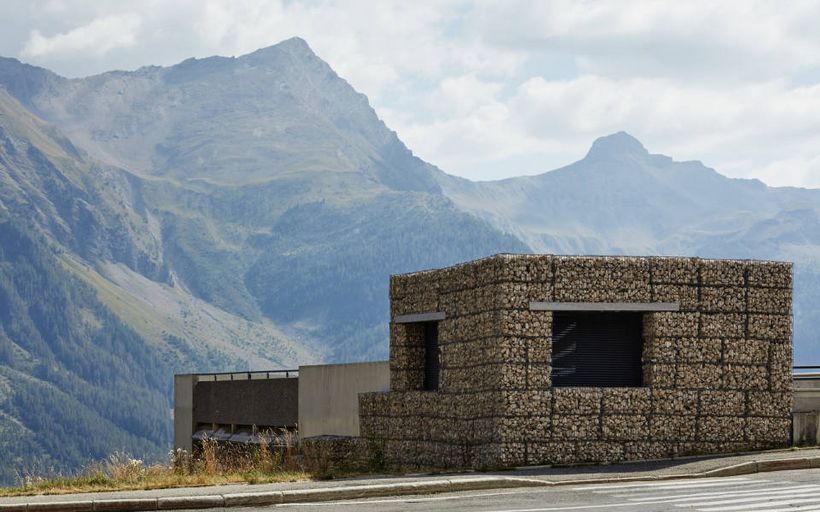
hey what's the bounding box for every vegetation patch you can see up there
[2,431,401,497]
[1,437,311,497]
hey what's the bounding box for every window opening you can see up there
[423,321,439,391]
[551,311,643,387]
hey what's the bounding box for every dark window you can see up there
[423,321,439,391]
[551,312,643,387]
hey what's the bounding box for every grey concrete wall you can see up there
[299,361,389,438]
[193,377,298,427]
[794,374,820,413]
[791,376,820,446]
[173,374,197,451]
[794,412,819,445]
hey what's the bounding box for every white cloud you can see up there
[21,13,141,58]
[752,155,820,189]
[465,0,820,82]
[3,0,820,188]
[180,0,523,106]
[391,75,820,184]
[433,75,505,116]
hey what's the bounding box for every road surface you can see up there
[231,468,820,512]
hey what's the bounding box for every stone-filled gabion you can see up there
[359,254,793,470]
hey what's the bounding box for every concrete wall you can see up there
[299,361,389,438]
[174,374,197,452]
[794,374,820,446]
[360,254,794,469]
[193,377,298,427]
[794,374,820,413]
[794,412,820,446]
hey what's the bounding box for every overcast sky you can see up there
[2,0,820,187]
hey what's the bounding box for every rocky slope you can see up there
[0,37,818,481]
[0,37,527,360]
[0,38,526,481]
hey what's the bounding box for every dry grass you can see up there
[1,432,313,497]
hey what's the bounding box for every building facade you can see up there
[359,254,793,469]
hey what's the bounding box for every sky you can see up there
[2,0,820,187]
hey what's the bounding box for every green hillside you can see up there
[0,217,169,483]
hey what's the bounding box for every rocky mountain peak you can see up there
[277,36,314,53]
[244,36,318,64]
[585,131,649,161]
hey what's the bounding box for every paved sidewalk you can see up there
[2,447,819,511]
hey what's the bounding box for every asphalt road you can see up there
[223,468,820,512]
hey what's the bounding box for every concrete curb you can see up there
[5,455,820,512]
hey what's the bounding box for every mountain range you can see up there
[0,36,817,482]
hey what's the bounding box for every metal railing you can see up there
[194,369,298,381]
[793,366,820,380]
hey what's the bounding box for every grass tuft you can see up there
[2,430,313,497]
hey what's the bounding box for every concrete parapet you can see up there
[173,374,197,452]
[298,361,389,438]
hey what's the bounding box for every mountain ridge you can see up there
[585,131,649,161]
[438,130,820,251]
[1,37,442,194]
[435,129,820,364]
[0,33,527,387]
[0,38,819,483]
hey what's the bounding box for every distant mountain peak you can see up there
[585,131,648,160]
[246,36,316,62]
[279,36,312,50]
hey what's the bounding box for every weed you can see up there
[0,429,399,497]
[200,437,219,476]
[0,435,310,497]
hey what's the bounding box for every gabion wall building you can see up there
[359,254,793,469]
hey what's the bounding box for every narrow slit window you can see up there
[551,311,644,387]
[423,321,439,391]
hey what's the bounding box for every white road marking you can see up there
[593,479,765,493]
[290,500,645,511]
[574,476,750,490]
[608,480,769,498]
[582,475,820,512]
[744,506,820,512]
[684,490,820,508]
[480,504,652,511]
[281,490,531,506]
[621,483,817,501]
[700,496,820,511]
[592,476,820,512]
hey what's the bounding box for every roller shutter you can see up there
[551,311,644,387]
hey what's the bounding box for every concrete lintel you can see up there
[393,312,446,323]
[529,302,680,312]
